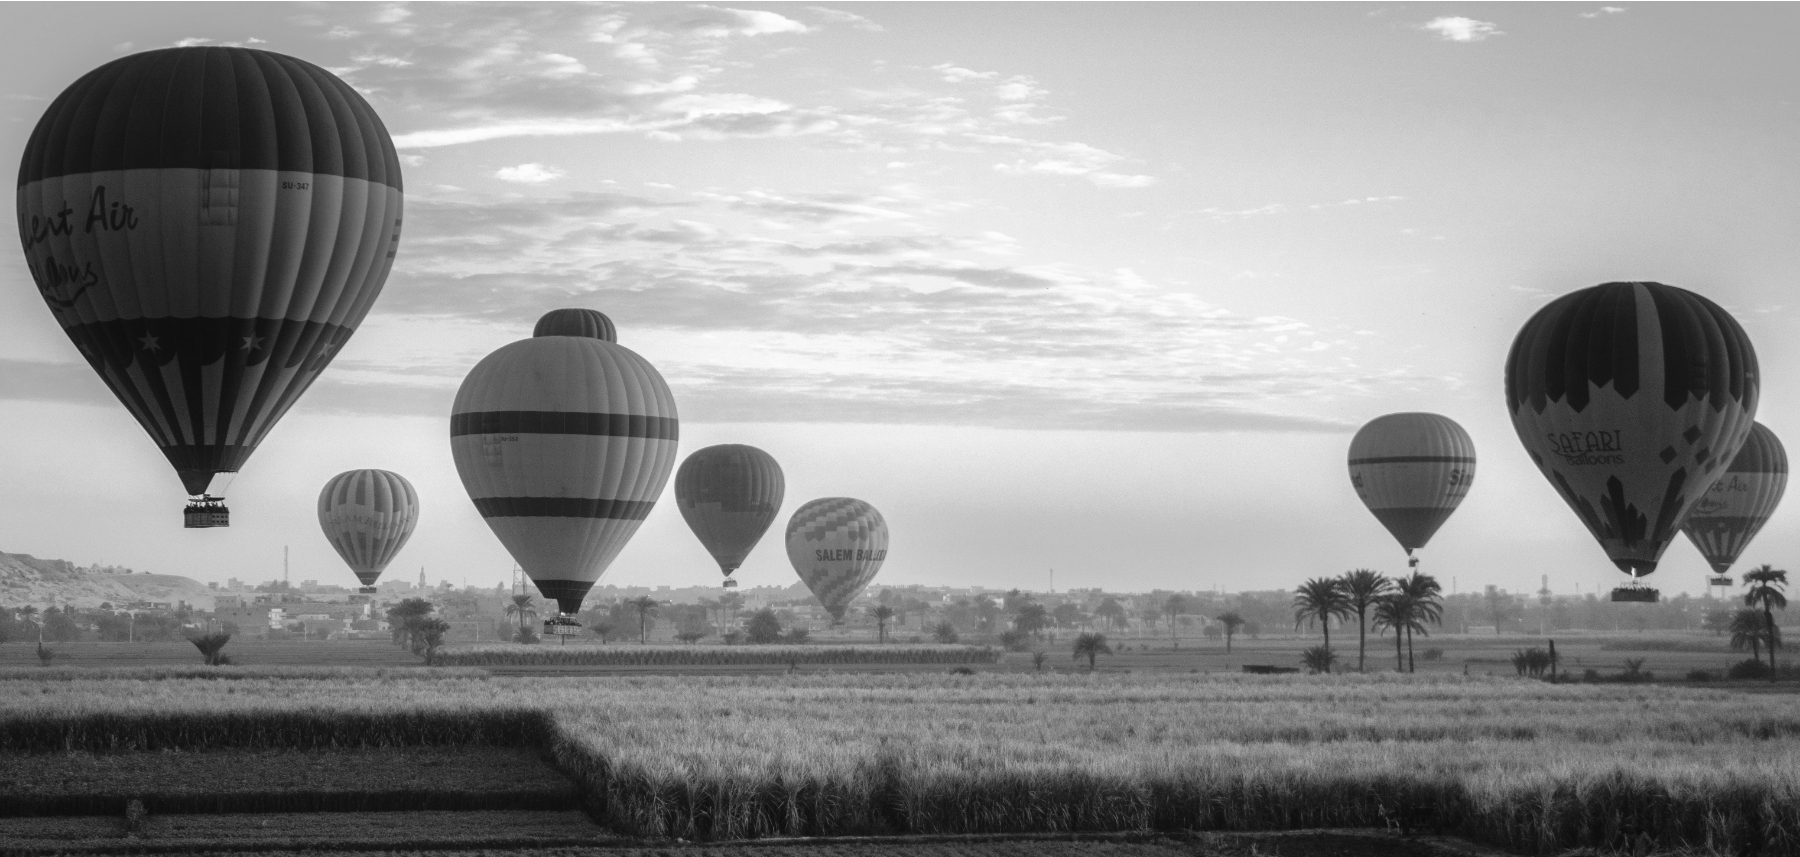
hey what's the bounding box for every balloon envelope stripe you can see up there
[1348,455,1476,465]
[450,411,679,440]
[471,497,657,521]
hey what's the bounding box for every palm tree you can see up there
[1371,595,1408,671]
[1395,572,1443,672]
[1215,611,1245,653]
[1163,594,1189,649]
[1729,608,1766,665]
[1293,577,1351,670]
[627,596,660,644]
[1072,631,1111,671]
[870,605,895,643]
[1338,569,1393,672]
[1743,565,1788,682]
[505,594,538,643]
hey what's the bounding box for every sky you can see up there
[1,2,1797,599]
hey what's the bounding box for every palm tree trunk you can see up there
[1356,607,1367,672]
[1225,631,1232,653]
[1406,626,1416,673]
[1395,627,1403,671]
[1768,608,1779,682]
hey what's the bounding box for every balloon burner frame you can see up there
[1610,583,1660,603]
[544,616,583,644]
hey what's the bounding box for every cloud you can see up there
[992,140,1155,189]
[807,6,884,32]
[1422,17,1503,42]
[1579,6,1626,18]
[932,63,999,83]
[494,163,566,183]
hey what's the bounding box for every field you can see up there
[4,666,1799,855]
[0,630,1765,681]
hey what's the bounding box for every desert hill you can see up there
[0,552,215,611]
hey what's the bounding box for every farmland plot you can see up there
[2,670,1798,854]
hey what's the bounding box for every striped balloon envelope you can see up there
[675,444,785,587]
[1682,422,1786,577]
[16,47,403,524]
[318,470,419,591]
[450,311,678,615]
[786,497,888,623]
[1347,413,1475,555]
[1506,282,1759,579]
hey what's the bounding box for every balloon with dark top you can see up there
[1505,282,1758,590]
[16,47,404,527]
[1682,422,1785,584]
[533,308,616,342]
[676,445,785,588]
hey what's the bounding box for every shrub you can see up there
[782,628,810,644]
[948,666,975,675]
[1685,669,1716,682]
[1422,647,1444,661]
[931,621,958,644]
[188,632,232,666]
[674,631,707,644]
[745,609,783,644]
[721,630,744,645]
[1729,659,1773,680]
[1300,645,1336,674]
[999,629,1033,651]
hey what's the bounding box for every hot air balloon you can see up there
[1505,282,1758,602]
[318,470,419,594]
[675,445,784,589]
[16,47,403,528]
[1682,422,1786,588]
[450,309,678,624]
[1348,413,1475,566]
[786,497,888,624]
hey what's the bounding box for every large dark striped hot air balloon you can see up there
[16,47,403,527]
[1505,282,1758,599]
[786,497,888,624]
[1348,413,1475,561]
[1682,422,1786,586]
[450,310,678,618]
[318,469,420,594]
[675,444,784,589]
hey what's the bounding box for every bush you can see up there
[1685,669,1716,682]
[782,628,810,644]
[1422,648,1444,661]
[1728,659,1772,680]
[188,632,232,666]
[948,666,975,676]
[745,609,783,644]
[1300,645,1336,674]
[931,621,959,644]
[721,630,744,645]
[999,629,1033,651]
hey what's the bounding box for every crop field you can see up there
[431,643,1000,668]
[0,631,1764,681]
[3,669,1798,854]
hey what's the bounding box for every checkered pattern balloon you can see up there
[786,497,888,622]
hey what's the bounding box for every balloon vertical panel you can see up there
[1505,282,1759,576]
[16,47,403,503]
[676,444,786,579]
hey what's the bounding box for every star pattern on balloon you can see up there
[239,335,265,351]
[137,333,160,352]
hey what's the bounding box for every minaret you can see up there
[418,566,427,590]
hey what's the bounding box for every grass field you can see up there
[0,630,1765,681]
[3,667,1797,854]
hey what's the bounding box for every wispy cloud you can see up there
[494,163,565,183]
[1579,7,1626,19]
[807,6,884,32]
[1422,17,1504,42]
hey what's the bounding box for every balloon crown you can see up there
[534,309,617,342]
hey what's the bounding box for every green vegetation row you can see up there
[5,671,1800,854]
[0,787,575,819]
[0,707,551,753]
[430,644,1000,667]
